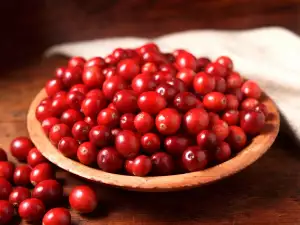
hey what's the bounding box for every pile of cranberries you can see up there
[0,138,98,224]
[36,43,268,177]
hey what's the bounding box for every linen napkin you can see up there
[45,27,300,143]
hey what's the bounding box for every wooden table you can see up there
[1,56,300,225]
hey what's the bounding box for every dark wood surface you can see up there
[0,56,299,225]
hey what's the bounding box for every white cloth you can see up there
[45,27,300,143]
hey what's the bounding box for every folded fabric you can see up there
[45,27,300,143]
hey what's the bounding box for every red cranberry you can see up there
[9,187,31,207]
[226,72,243,89]
[132,73,156,94]
[205,62,227,77]
[89,125,111,148]
[155,83,177,102]
[151,152,174,175]
[97,147,123,173]
[132,155,152,177]
[240,111,265,135]
[18,198,45,222]
[173,92,197,112]
[125,159,134,175]
[66,91,85,110]
[226,126,247,151]
[81,96,107,118]
[68,56,86,68]
[141,62,158,74]
[215,76,227,93]
[49,124,71,146]
[69,185,97,213]
[153,71,173,84]
[86,89,105,99]
[105,54,118,66]
[0,162,14,181]
[36,102,54,122]
[222,110,239,125]
[117,59,140,80]
[43,208,71,225]
[77,142,97,165]
[97,108,119,128]
[255,103,269,117]
[215,142,231,163]
[82,66,105,88]
[113,90,138,113]
[84,116,97,127]
[0,149,7,161]
[136,43,160,55]
[166,78,186,93]
[183,108,209,135]
[51,96,68,117]
[227,88,244,102]
[241,80,261,99]
[164,53,176,63]
[196,57,211,71]
[216,56,233,72]
[0,178,12,200]
[164,135,190,156]
[112,48,128,61]
[115,130,140,159]
[62,67,82,87]
[70,84,89,95]
[156,108,181,135]
[111,128,122,140]
[27,148,47,168]
[85,56,106,68]
[176,68,195,88]
[142,51,167,64]
[53,91,67,99]
[195,99,204,108]
[203,92,227,112]
[212,119,229,141]
[0,200,13,224]
[103,67,116,79]
[72,121,90,142]
[30,163,54,186]
[141,133,160,154]
[134,112,154,133]
[13,165,31,186]
[58,137,78,158]
[241,98,259,111]
[10,137,34,161]
[175,52,197,71]
[61,109,83,127]
[193,72,216,95]
[55,67,65,79]
[107,103,117,110]
[196,130,217,150]
[226,94,239,110]
[45,79,64,97]
[160,64,176,76]
[209,112,220,125]
[182,146,208,172]
[138,91,167,115]
[42,117,60,135]
[120,113,136,131]
[102,76,128,100]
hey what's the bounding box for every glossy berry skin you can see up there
[241,80,261,99]
[196,57,211,71]
[112,48,128,62]
[82,66,105,88]
[0,162,15,181]
[115,130,140,159]
[226,126,247,151]
[30,163,54,186]
[68,56,86,68]
[215,142,231,163]
[216,56,233,72]
[166,78,186,93]
[240,111,265,135]
[86,89,105,99]
[72,121,91,142]
[125,159,134,175]
[241,98,259,111]
[134,112,154,134]
[222,110,239,125]
[117,59,140,80]
[255,103,269,117]
[97,108,119,128]
[9,187,31,207]
[10,137,34,161]
[196,130,217,151]
[32,179,63,206]
[182,146,208,172]
[85,56,106,68]
[193,72,216,95]
[66,91,85,110]
[97,147,123,173]
[132,73,156,94]
[132,155,152,177]
[214,76,227,93]
[77,142,97,166]
[42,117,60,135]
[160,64,176,76]
[155,108,181,135]
[142,51,167,64]
[226,72,243,89]
[18,198,45,222]
[173,92,197,112]
[140,133,161,154]
[175,52,197,71]
[51,95,68,117]
[205,62,227,77]
[0,200,13,224]
[138,91,167,115]
[49,124,71,146]
[62,67,82,87]
[164,135,190,156]
[226,94,239,110]
[141,62,157,74]
[113,90,138,113]
[203,92,227,112]
[107,103,117,110]
[227,88,244,102]
[153,71,173,84]
[105,54,118,66]
[151,152,174,176]
[89,125,111,148]
[120,113,136,131]
[212,119,229,141]
[136,42,160,55]
[27,148,47,167]
[69,84,89,95]
[155,83,177,102]
[45,78,64,97]
[0,178,12,200]
[61,109,83,128]
[36,101,54,122]
[176,68,195,88]
[81,96,107,118]
[58,137,79,158]
[13,165,31,186]
[69,185,97,213]
[43,208,71,225]
[55,67,66,79]
[84,116,97,127]
[0,148,7,161]
[102,76,128,100]
[183,108,209,135]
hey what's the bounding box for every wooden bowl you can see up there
[27,89,280,192]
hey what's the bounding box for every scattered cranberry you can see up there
[115,130,140,158]
[72,121,90,142]
[0,178,12,200]
[182,146,208,172]
[132,155,152,177]
[10,137,34,161]
[13,165,31,186]
[241,80,261,99]
[155,83,177,102]
[43,208,71,225]
[196,130,217,151]
[49,124,71,146]
[69,185,97,213]
[203,92,227,112]
[0,200,13,224]
[215,142,231,163]
[42,117,60,135]
[134,112,154,134]
[132,73,156,94]
[156,108,181,135]
[62,67,82,87]
[89,125,111,148]
[222,110,239,125]
[241,98,259,111]
[0,162,15,181]
[113,90,138,113]
[58,137,79,158]
[18,198,45,222]
[82,66,105,88]
[205,62,227,77]
[81,96,107,118]
[66,91,85,110]
[226,126,247,151]
[226,72,243,89]
[102,76,128,100]
[240,111,265,135]
[226,94,239,110]
[141,133,161,154]
[0,149,7,161]
[30,163,54,186]
[183,108,209,135]
[193,72,216,95]
[27,148,47,167]
[97,147,123,173]
[77,142,97,166]
[9,187,31,207]
[255,103,269,117]
[151,152,174,175]
[45,78,64,97]
[164,135,190,156]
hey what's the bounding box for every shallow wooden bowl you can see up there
[27,89,280,192]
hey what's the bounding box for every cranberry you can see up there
[164,135,190,156]
[97,147,123,173]
[226,126,247,151]
[84,116,97,127]
[53,91,67,99]
[203,92,227,112]
[209,112,220,124]
[72,121,90,142]
[195,99,204,108]
[0,178,12,200]
[27,148,47,167]
[51,96,68,117]
[55,67,66,79]
[125,159,134,175]
[164,53,176,63]
[0,162,14,181]
[45,78,64,97]
[10,137,34,161]
[32,179,63,206]
[255,103,269,117]
[68,56,86,68]
[18,198,45,222]
[9,187,31,207]
[43,208,71,225]
[132,155,152,177]
[226,72,243,89]
[117,59,140,80]
[227,88,244,102]
[76,143,96,166]
[89,125,111,148]
[182,146,208,172]
[103,76,128,100]
[105,54,118,66]
[214,76,227,93]
[156,108,181,135]
[215,142,231,163]
[103,67,116,79]
[141,133,161,154]
[196,130,217,150]
[173,92,197,112]
[85,57,106,68]
[134,112,154,133]
[36,101,53,122]
[175,52,197,71]
[196,57,211,71]
[226,94,239,110]
[153,71,173,84]
[241,98,259,111]
[160,63,176,75]
[58,137,78,158]
[42,117,60,135]
[70,84,89,95]
[240,111,265,135]
[183,108,209,135]
[0,200,13,224]
[113,90,138,113]
[205,62,227,77]
[176,68,195,88]
[30,163,54,186]
[138,91,167,115]
[81,96,107,118]
[120,113,135,131]
[137,43,160,55]
[13,165,31,186]
[155,83,177,102]
[193,72,216,95]
[115,130,140,158]
[142,51,167,64]
[49,123,71,146]
[241,80,261,99]
[111,128,122,139]
[112,48,128,61]
[82,66,105,88]
[62,67,82,87]
[151,152,174,175]
[222,110,239,125]
[212,119,229,141]
[107,103,117,110]
[132,73,156,94]
[97,108,119,128]
[66,91,85,110]
[0,149,7,161]
[61,109,83,128]
[69,185,97,213]
[216,56,233,72]
[86,89,105,99]
[166,78,186,93]
[141,62,158,74]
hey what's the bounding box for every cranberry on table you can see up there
[240,111,266,135]
[82,66,105,88]
[183,108,209,135]
[134,112,154,134]
[216,56,233,72]
[61,109,83,128]
[203,92,227,112]
[77,142,97,166]
[27,148,47,168]
[196,57,211,71]
[205,62,227,77]
[131,73,156,94]
[102,76,128,100]
[137,91,167,115]
[151,152,174,175]
[45,78,64,97]
[0,162,15,181]
[81,96,107,118]
[156,108,181,135]
[173,92,197,112]
[30,163,54,186]
[10,136,34,161]
[18,198,45,222]
[175,52,197,71]
[9,186,31,207]
[42,117,60,135]
[66,91,85,110]
[226,126,247,151]
[196,130,217,151]
[84,116,97,127]
[141,62,158,74]
[58,137,79,158]
[69,185,97,213]
[117,59,140,80]
[241,80,262,99]
[226,72,243,89]
[55,67,66,79]
[214,76,227,93]
[222,110,240,125]
[62,67,82,87]
[72,121,91,142]
[0,178,12,200]
[113,90,138,113]
[132,155,152,177]
[97,147,123,173]
[193,72,216,95]
[43,208,71,225]
[212,119,229,141]
[0,200,13,224]
[241,98,259,111]
[164,135,190,156]
[225,94,239,110]
[255,103,269,117]
[176,68,195,88]
[49,124,71,146]
[120,113,136,131]
[97,108,120,128]
[215,142,231,163]
[70,84,89,95]
[0,148,7,161]
[141,133,161,154]
[155,83,177,102]
[89,125,111,148]
[115,130,140,159]
[13,165,31,186]
[68,56,86,68]
[182,146,208,172]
